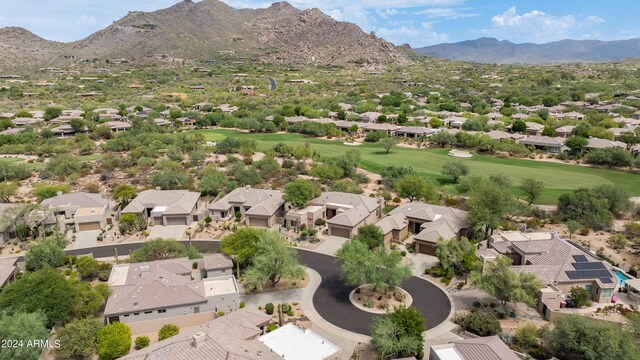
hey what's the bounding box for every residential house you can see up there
[208,186,285,228]
[360,112,382,123]
[477,231,616,319]
[585,137,627,150]
[217,104,238,113]
[294,192,384,238]
[334,121,365,132]
[394,126,436,138]
[610,128,635,141]
[153,118,172,126]
[119,307,341,360]
[377,203,468,255]
[362,123,401,135]
[11,117,38,127]
[485,130,523,141]
[104,121,131,133]
[0,257,18,289]
[121,189,205,226]
[429,336,519,360]
[105,257,240,324]
[52,124,87,138]
[445,116,468,129]
[0,203,21,244]
[203,254,234,278]
[554,125,576,138]
[41,192,112,232]
[284,116,310,125]
[524,122,545,135]
[556,111,586,121]
[0,128,23,135]
[517,136,566,153]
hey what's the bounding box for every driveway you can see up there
[148,225,186,240]
[72,230,101,249]
[314,236,348,256]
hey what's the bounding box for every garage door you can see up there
[78,222,101,231]
[416,241,436,255]
[166,217,187,225]
[249,217,269,228]
[330,226,351,239]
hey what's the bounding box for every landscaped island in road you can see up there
[195,129,640,204]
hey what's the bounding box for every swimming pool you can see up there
[615,271,631,286]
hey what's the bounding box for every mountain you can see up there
[0,27,66,72]
[0,0,409,72]
[415,37,640,64]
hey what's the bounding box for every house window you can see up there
[221,211,226,218]
[221,269,226,273]
[123,314,129,317]
[133,313,140,316]
[133,302,138,307]
[602,289,612,297]
[158,309,166,313]
[585,285,593,293]
[144,311,152,314]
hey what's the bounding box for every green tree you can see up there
[55,318,103,359]
[158,324,180,341]
[24,233,68,271]
[71,281,110,318]
[470,256,543,307]
[329,179,363,194]
[607,234,628,250]
[42,155,82,180]
[336,240,412,293]
[283,179,320,208]
[429,131,457,147]
[565,136,588,154]
[220,227,265,267]
[593,184,633,215]
[381,166,415,187]
[243,231,306,291]
[96,322,131,360]
[129,238,200,262]
[353,224,385,249]
[467,180,514,237]
[0,312,49,360]
[395,175,435,202]
[44,107,62,121]
[520,178,545,205]
[558,188,614,230]
[586,148,633,168]
[514,322,539,351]
[435,237,482,277]
[308,164,344,182]
[378,136,398,154]
[76,256,100,278]
[0,182,17,202]
[566,220,580,239]
[150,168,190,190]
[441,161,469,183]
[112,184,137,206]
[511,120,527,133]
[544,315,639,360]
[197,170,230,196]
[370,306,426,359]
[569,286,592,307]
[429,117,443,128]
[0,268,74,327]
[459,311,502,336]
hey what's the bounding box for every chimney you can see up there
[192,332,206,349]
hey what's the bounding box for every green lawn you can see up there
[195,129,640,204]
[0,154,103,170]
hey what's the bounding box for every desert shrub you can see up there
[265,303,274,315]
[135,336,150,349]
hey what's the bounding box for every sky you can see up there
[0,0,638,47]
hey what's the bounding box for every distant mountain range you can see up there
[0,0,410,72]
[415,37,640,64]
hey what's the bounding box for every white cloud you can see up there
[416,7,480,19]
[486,6,604,43]
[377,22,448,46]
[75,14,97,27]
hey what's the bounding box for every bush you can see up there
[158,324,180,341]
[400,250,407,257]
[460,311,502,336]
[240,301,246,308]
[266,323,278,332]
[265,303,274,315]
[96,322,131,360]
[135,336,150,349]
[569,286,592,308]
[314,218,326,226]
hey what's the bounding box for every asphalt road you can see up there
[55,240,452,336]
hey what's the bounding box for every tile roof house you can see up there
[377,202,468,255]
[554,125,576,138]
[517,136,566,153]
[300,192,384,238]
[585,137,627,149]
[103,120,131,133]
[41,192,112,232]
[105,256,239,324]
[209,186,286,228]
[485,130,524,141]
[11,117,39,126]
[122,189,205,226]
[477,231,616,318]
[524,122,545,135]
[0,257,18,288]
[429,336,519,360]
[0,203,23,244]
[394,126,437,138]
[119,307,340,360]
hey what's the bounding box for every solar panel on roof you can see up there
[566,270,613,280]
[573,262,607,270]
[572,255,588,262]
[601,278,613,283]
